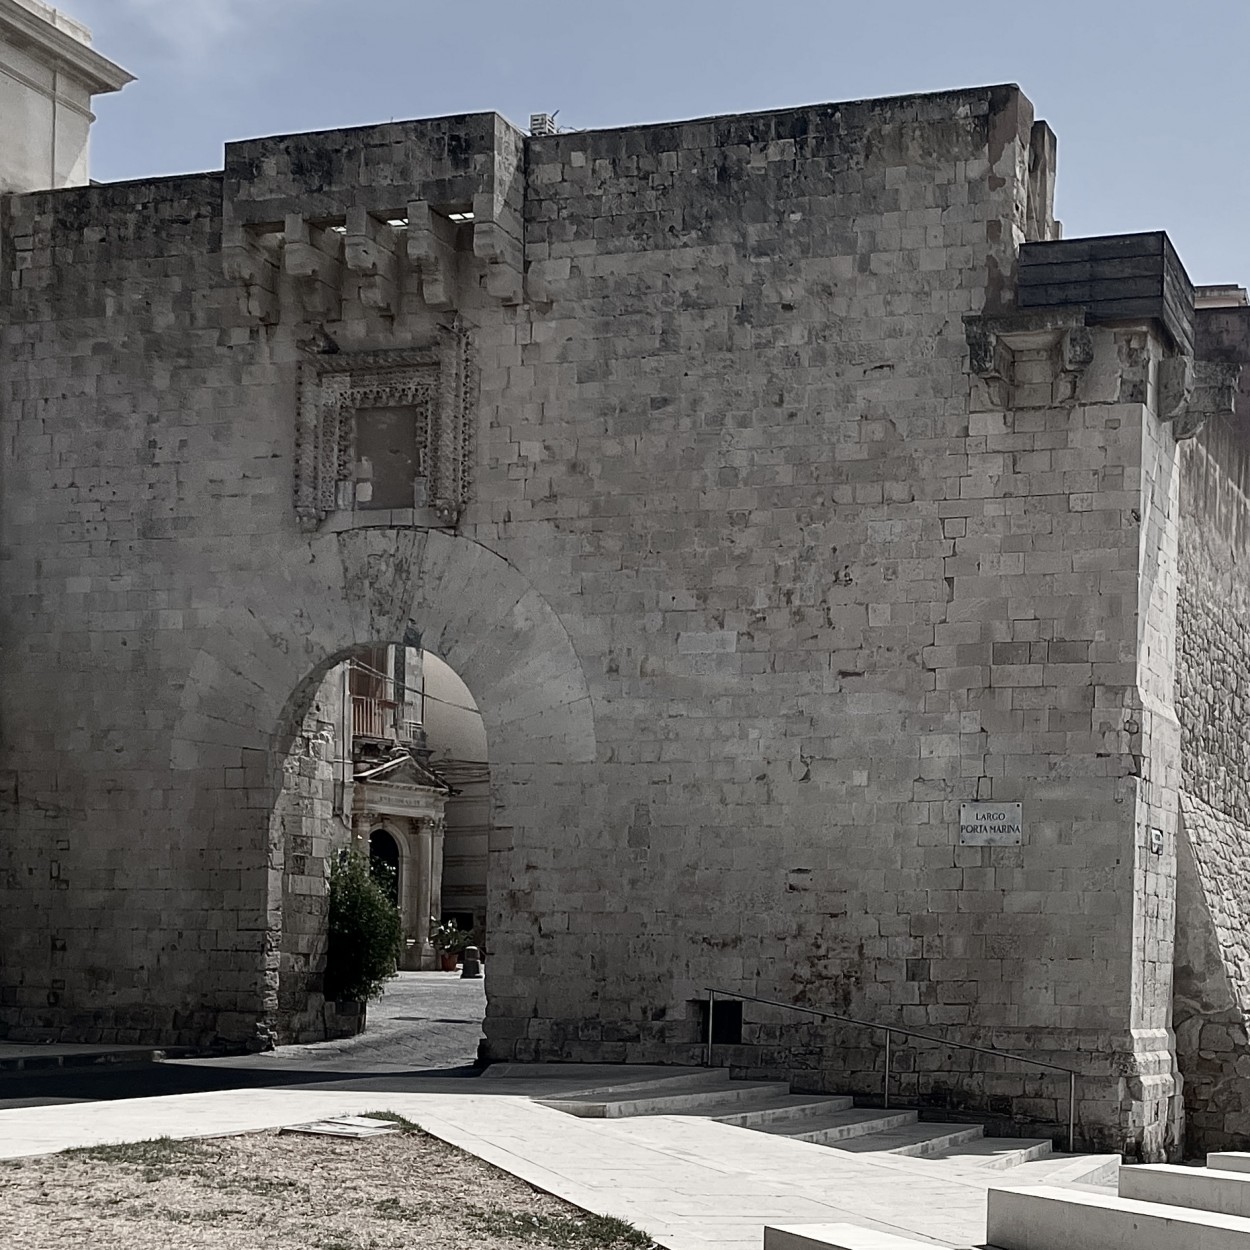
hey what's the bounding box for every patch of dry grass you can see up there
[0,1121,656,1250]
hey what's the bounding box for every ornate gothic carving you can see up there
[295,328,476,531]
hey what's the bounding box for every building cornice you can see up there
[0,0,133,95]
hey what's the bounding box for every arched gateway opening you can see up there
[165,530,597,1047]
[274,641,488,1005]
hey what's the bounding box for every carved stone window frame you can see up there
[295,328,475,531]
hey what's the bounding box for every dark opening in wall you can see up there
[693,998,743,1046]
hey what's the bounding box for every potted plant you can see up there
[430,919,470,971]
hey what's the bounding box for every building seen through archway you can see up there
[290,645,488,974]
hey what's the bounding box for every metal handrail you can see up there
[704,987,1078,1152]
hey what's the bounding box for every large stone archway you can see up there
[162,528,595,1047]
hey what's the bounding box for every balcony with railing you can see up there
[351,696,425,744]
[352,695,394,740]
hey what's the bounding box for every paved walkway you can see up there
[0,972,486,1110]
[0,1061,1114,1250]
[0,978,1109,1249]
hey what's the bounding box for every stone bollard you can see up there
[460,945,482,979]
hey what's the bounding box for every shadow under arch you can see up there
[168,528,596,1046]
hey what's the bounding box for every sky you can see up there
[69,0,1250,286]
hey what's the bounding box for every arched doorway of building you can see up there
[369,828,401,907]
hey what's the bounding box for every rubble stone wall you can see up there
[1175,392,1250,1155]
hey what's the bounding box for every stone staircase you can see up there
[765,1150,1250,1249]
[983,1151,1250,1250]
[539,1067,1057,1173]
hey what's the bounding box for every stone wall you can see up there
[0,84,1208,1154]
[269,666,350,1043]
[1175,367,1250,1154]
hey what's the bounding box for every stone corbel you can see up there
[222,226,279,325]
[1160,355,1241,440]
[343,207,400,317]
[471,190,524,304]
[964,309,1093,410]
[283,214,344,322]
[406,200,460,310]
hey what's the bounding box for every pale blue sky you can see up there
[71,0,1249,285]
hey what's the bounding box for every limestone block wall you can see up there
[269,666,350,1043]
[0,84,1190,1153]
[1174,386,1250,1154]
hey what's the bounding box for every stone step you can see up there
[829,1120,985,1158]
[987,1183,1250,1250]
[764,1107,921,1145]
[483,1063,730,1098]
[702,1092,857,1127]
[764,1223,947,1249]
[1121,1162,1250,1218]
[540,1078,791,1118]
[985,1152,1120,1190]
[925,1135,1052,1170]
[1211,1152,1250,1174]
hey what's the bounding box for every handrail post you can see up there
[706,989,715,1068]
[1069,1071,1075,1153]
[883,1028,891,1109]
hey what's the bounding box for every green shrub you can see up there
[324,850,402,1002]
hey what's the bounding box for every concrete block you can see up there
[1121,1164,1250,1217]
[1211,1154,1250,1175]
[986,1184,1250,1250]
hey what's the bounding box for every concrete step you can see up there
[484,1063,730,1098]
[765,1224,947,1249]
[1121,1162,1250,1218]
[702,1092,856,1127]
[1212,1152,1250,1174]
[925,1135,1052,1170]
[541,1078,791,1118]
[766,1107,922,1146]
[829,1120,984,1158]
[962,1150,1120,1189]
[987,1183,1250,1250]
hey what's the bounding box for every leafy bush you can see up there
[324,850,402,1002]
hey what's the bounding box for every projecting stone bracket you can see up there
[471,189,524,305]
[964,309,1093,410]
[284,214,344,323]
[222,203,525,323]
[343,207,401,317]
[1158,354,1241,440]
[406,200,460,311]
[222,228,280,325]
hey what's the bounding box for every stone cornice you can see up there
[0,0,133,94]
